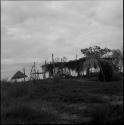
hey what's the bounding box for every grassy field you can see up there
[1,78,123,124]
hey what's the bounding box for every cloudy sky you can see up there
[1,0,123,80]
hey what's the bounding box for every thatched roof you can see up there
[11,71,28,80]
[42,57,86,70]
[41,56,114,73]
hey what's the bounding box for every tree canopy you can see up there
[81,46,111,58]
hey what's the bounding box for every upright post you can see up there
[76,54,78,60]
[23,68,25,82]
[37,70,39,80]
[45,60,47,65]
[34,62,36,80]
[61,58,63,74]
[52,53,55,77]
[44,60,47,79]
[15,79,17,83]
[30,66,33,81]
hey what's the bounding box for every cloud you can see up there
[1,0,123,79]
[95,0,123,27]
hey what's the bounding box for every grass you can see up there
[2,104,59,124]
[1,78,123,124]
[87,104,123,125]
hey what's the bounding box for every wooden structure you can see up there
[30,62,45,80]
[42,57,86,79]
[11,70,28,82]
[42,56,114,79]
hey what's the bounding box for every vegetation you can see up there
[111,49,123,72]
[42,46,123,82]
[1,79,123,124]
[81,46,112,81]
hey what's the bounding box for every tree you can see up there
[81,46,111,58]
[83,55,99,78]
[81,46,112,81]
[111,49,123,72]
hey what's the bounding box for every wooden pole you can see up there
[52,53,55,77]
[30,66,33,81]
[44,60,46,79]
[34,62,35,80]
[34,62,36,80]
[37,70,39,80]
[61,58,63,74]
[15,78,17,83]
[23,68,25,82]
[76,54,78,60]
[45,60,47,65]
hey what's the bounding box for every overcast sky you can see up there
[1,0,123,80]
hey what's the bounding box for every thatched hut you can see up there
[11,71,28,82]
[42,57,86,78]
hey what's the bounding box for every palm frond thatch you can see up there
[11,71,27,80]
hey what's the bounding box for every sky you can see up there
[1,0,123,80]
